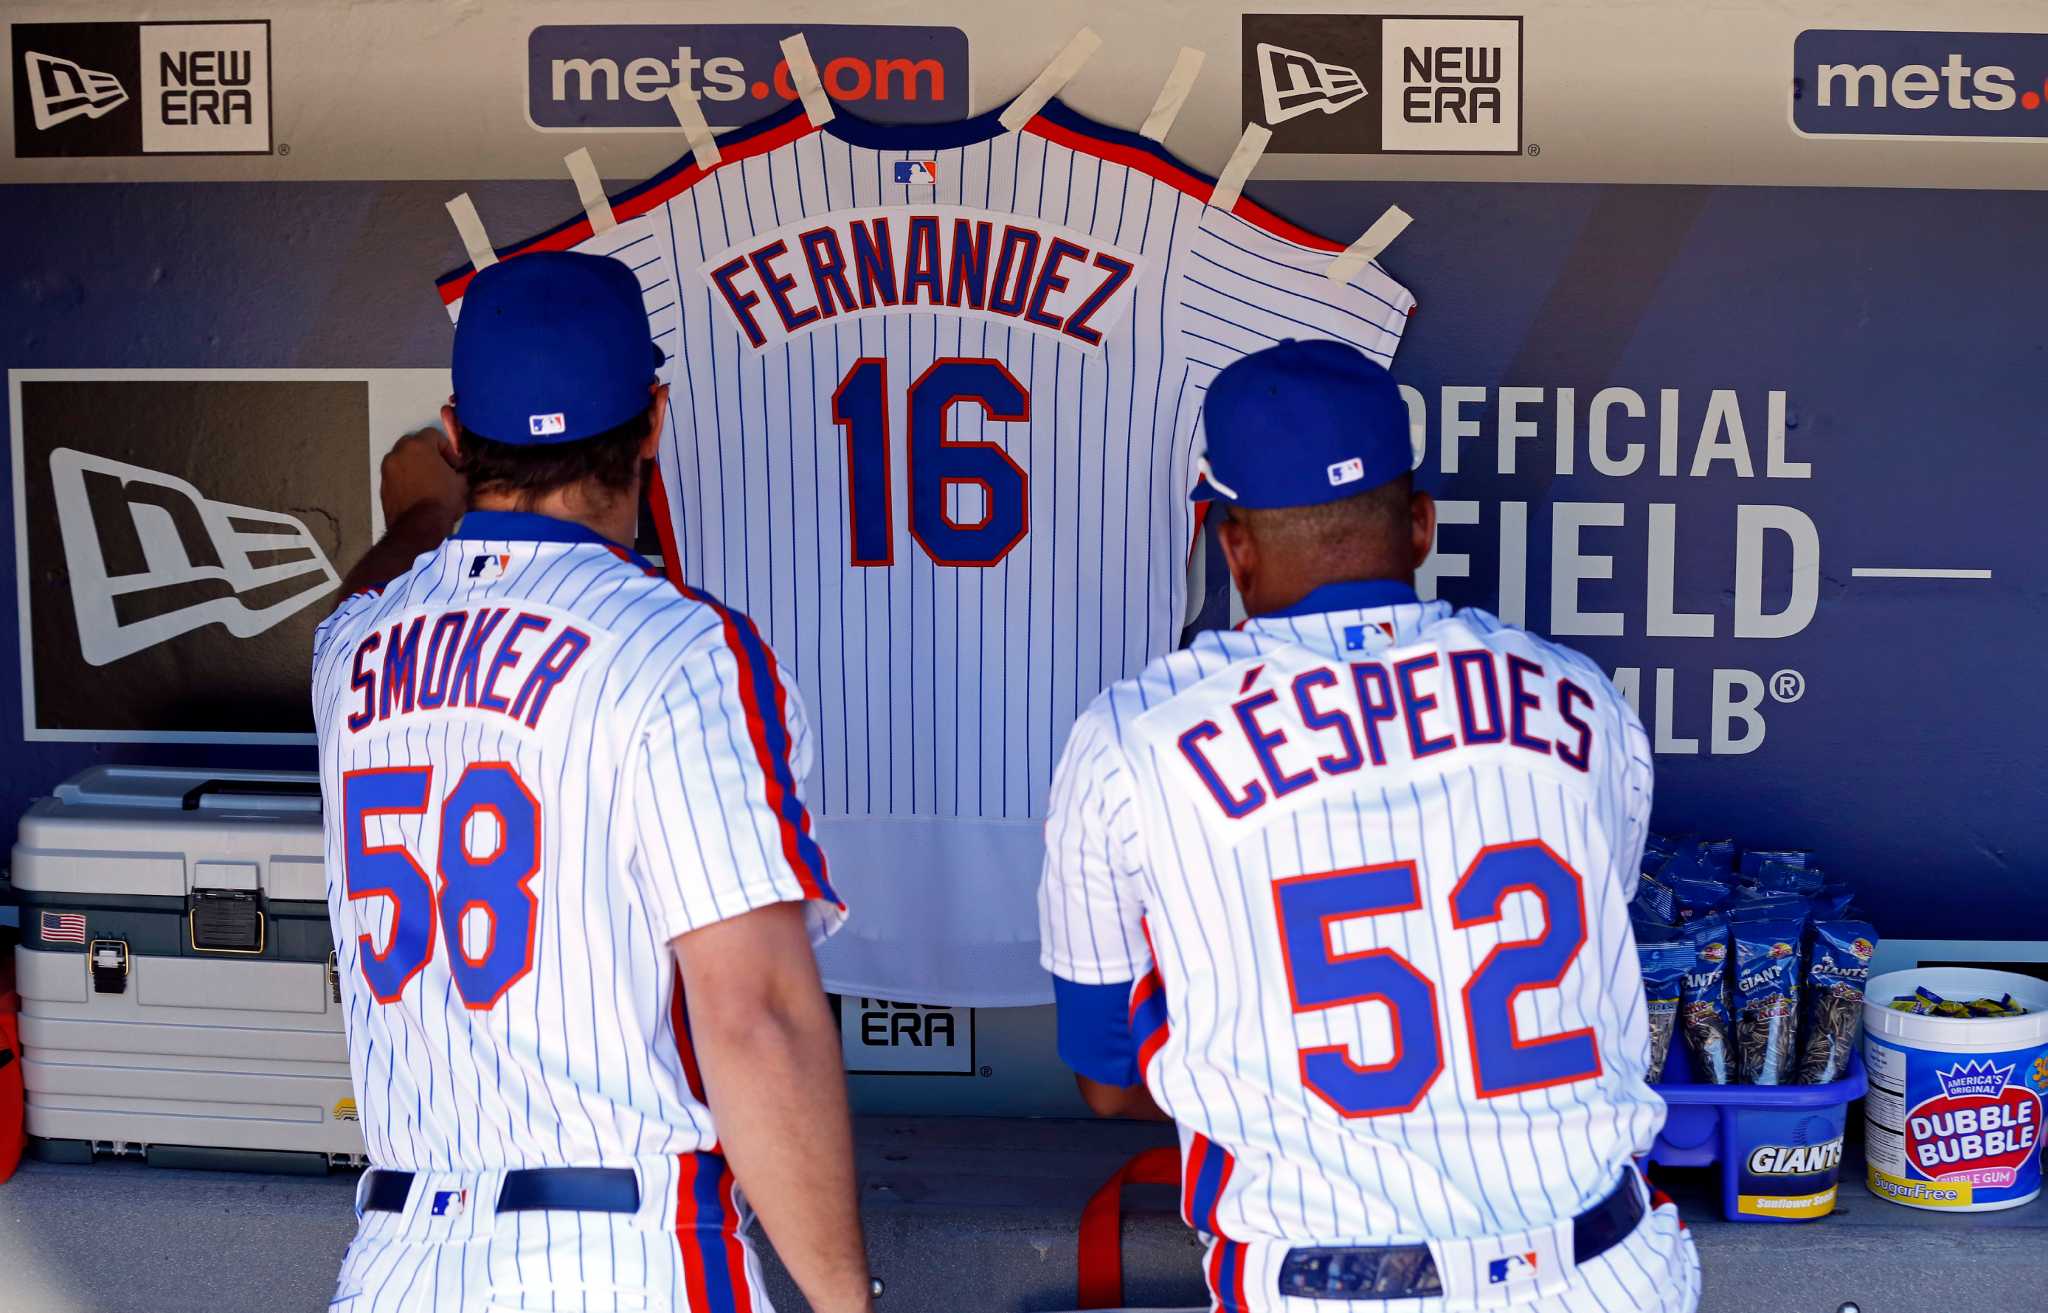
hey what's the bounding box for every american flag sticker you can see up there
[41,910,87,944]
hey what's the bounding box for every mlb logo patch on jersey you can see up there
[1327,456,1366,487]
[1343,620,1395,651]
[1487,1252,1539,1285]
[469,553,511,580]
[529,411,567,436]
[430,1189,468,1218]
[893,160,938,186]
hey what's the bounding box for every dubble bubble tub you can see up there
[1861,967,2048,1212]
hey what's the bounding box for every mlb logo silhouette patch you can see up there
[529,412,567,437]
[1343,620,1395,651]
[430,1189,468,1217]
[1487,1252,1538,1285]
[469,553,511,580]
[893,160,938,185]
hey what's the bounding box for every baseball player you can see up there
[313,252,871,1313]
[1038,340,1701,1312]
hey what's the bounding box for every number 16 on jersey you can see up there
[834,357,1031,569]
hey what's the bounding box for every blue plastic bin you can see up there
[1647,1049,1867,1222]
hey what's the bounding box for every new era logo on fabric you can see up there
[11,21,273,157]
[23,50,129,129]
[1327,456,1366,487]
[48,447,340,666]
[1242,14,1523,154]
[1256,42,1368,123]
[1487,1253,1539,1285]
[17,374,371,741]
[894,159,939,185]
[529,411,567,436]
[41,910,88,944]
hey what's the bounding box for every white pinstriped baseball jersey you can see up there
[1041,583,1696,1311]
[436,98,1414,1006]
[311,510,842,1175]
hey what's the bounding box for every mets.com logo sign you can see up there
[529,23,967,130]
[1794,29,2048,139]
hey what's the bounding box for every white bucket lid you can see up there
[1865,967,2048,1053]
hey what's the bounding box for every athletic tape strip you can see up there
[665,85,722,170]
[564,148,616,235]
[999,28,1103,133]
[1327,205,1413,283]
[1140,47,1206,143]
[1208,123,1270,213]
[778,33,835,125]
[444,194,496,270]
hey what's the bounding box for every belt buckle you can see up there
[1279,1245,1443,1301]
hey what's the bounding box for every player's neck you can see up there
[470,484,638,552]
[1241,567,1416,619]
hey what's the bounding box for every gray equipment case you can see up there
[11,766,363,1166]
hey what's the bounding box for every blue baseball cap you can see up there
[1193,339,1412,509]
[452,252,665,445]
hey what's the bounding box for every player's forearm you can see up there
[693,992,872,1313]
[336,502,462,602]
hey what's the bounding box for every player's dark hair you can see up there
[458,408,653,507]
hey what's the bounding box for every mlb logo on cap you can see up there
[894,160,938,185]
[1487,1252,1539,1285]
[1193,339,1410,509]
[529,412,567,437]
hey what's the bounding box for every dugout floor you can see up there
[0,1117,2040,1313]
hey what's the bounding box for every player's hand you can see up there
[380,420,466,531]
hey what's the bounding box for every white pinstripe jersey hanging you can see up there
[438,99,1414,1005]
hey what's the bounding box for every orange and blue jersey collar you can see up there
[452,509,660,574]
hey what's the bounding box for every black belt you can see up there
[362,1167,641,1215]
[1276,1167,1649,1301]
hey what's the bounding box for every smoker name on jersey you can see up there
[1170,649,1597,823]
[342,606,592,734]
[703,206,1146,352]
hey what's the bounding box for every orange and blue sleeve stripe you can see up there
[671,580,840,910]
[1130,965,1170,1077]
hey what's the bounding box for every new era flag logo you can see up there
[48,448,340,666]
[24,50,129,129]
[1256,42,1368,123]
[42,911,88,944]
